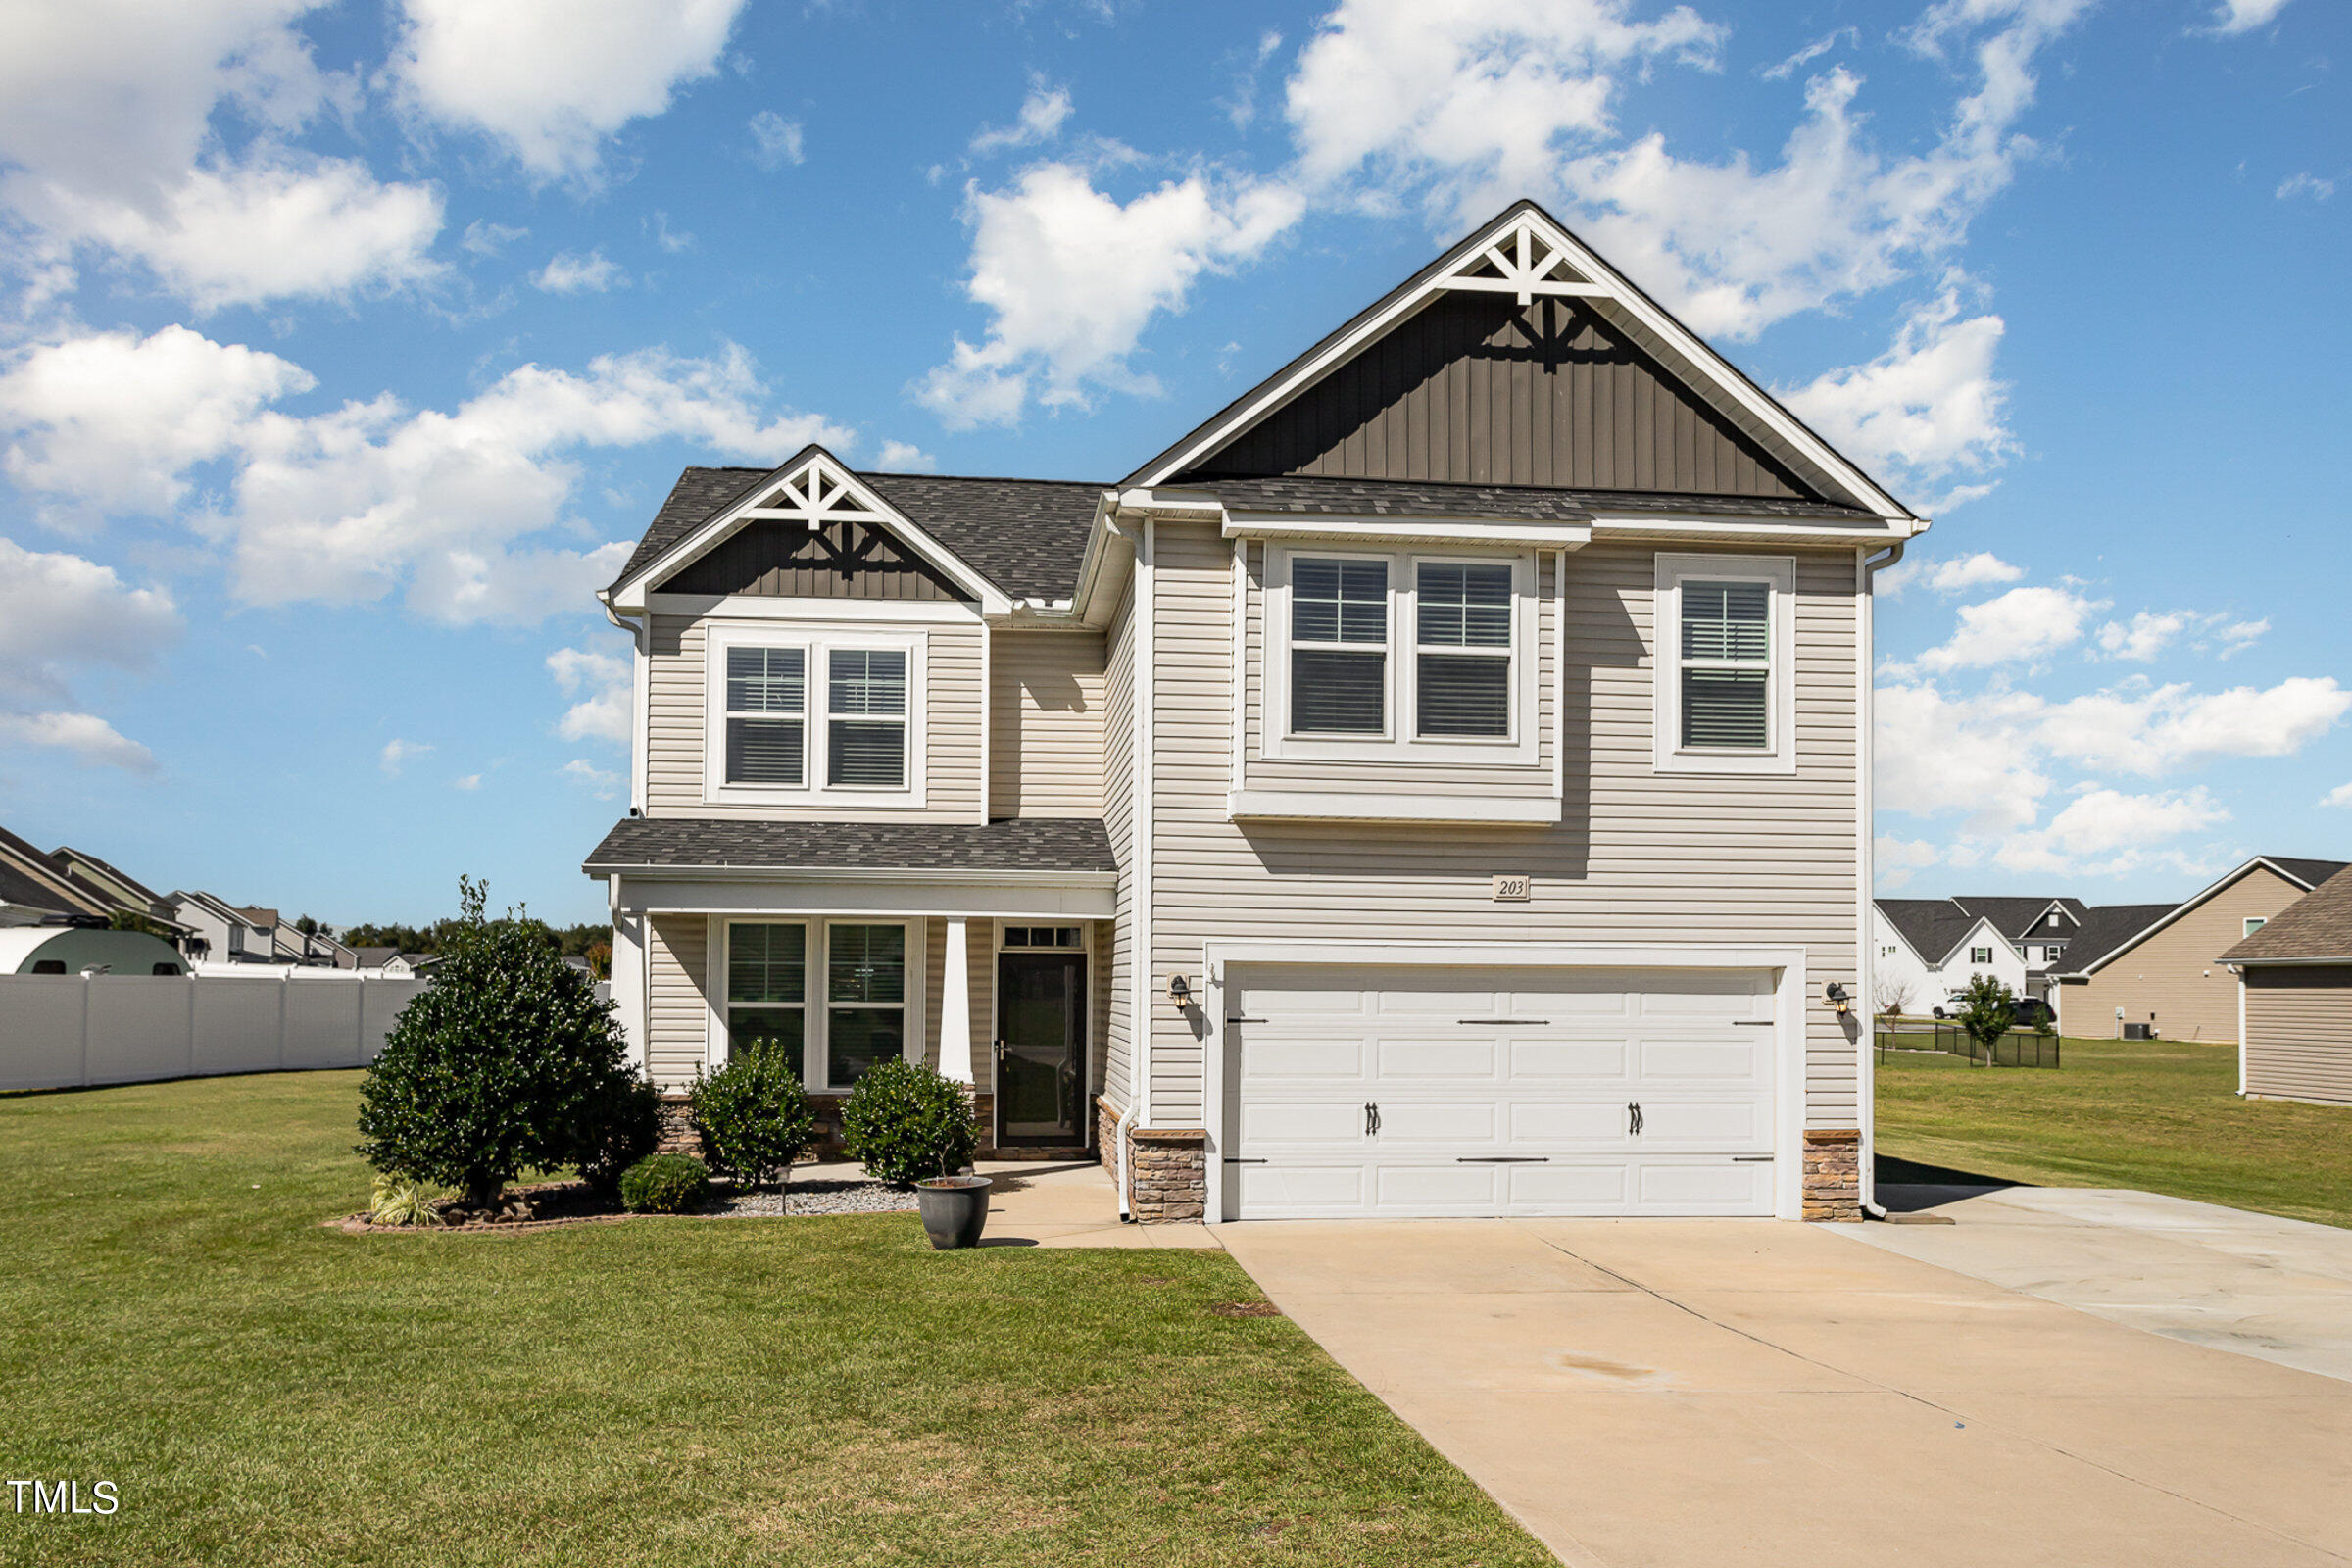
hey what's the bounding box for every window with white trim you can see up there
[2243,916,2267,937]
[718,918,917,1089]
[1653,555,1795,775]
[1265,545,1538,764]
[827,649,906,788]
[703,625,925,807]
[723,647,805,785]
[1970,946,1993,964]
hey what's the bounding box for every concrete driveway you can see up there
[1217,1218,2352,1568]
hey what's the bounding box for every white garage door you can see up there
[1222,964,1780,1220]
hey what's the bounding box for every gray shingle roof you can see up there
[2267,857,2350,891]
[1875,899,1981,965]
[612,465,1107,603]
[1949,895,2079,942]
[583,816,1117,875]
[1196,474,1874,524]
[2050,905,2180,975]
[2223,865,2352,963]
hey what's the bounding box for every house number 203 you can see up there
[1490,874,1532,902]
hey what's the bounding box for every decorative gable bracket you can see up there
[1435,216,1607,308]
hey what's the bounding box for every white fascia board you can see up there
[616,878,1115,919]
[1226,789,1560,825]
[610,454,1013,614]
[643,593,984,625]
[1928,915,2011,968]
[1203,939,1806,974]
[1223,512,1593,549]
[2231,954,2352,967]
[1589,514,1921,543]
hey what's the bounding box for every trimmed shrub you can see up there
[688,1043,816,1190]
[839,1058,978,1185]
[356,876,639,1206]
[619,1153,710,1214]
[576,1070,663,1196]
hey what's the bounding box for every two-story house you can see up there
[584,202,1925,1223]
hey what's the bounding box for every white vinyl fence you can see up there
[0,971,426,1093]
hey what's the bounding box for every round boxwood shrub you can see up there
[839,1058,978,1185]
[688,1042,816,1190]
[618,1153,710,1214]
[356,876,643,1206]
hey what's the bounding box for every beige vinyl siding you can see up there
[644,608,986,821]
[988,628,1106,817]
[1100,580,1138,1112]
[1145,520,1861,1130]
[2242,966,2352,1103]
[2071,867,2314,1041]
[1240,539,1558,800]
[646,912,710,1090]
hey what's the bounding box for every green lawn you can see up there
[1876,1035,2352,1229]
[0,1072,1546,1568]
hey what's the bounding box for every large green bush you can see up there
[839,1058,977,1185]
[688,1043,816,1189]
[356,877,645,1205]
[618,1153,710,1214]
[576,1070,663,1196]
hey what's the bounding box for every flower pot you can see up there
[915,1175,993,1250]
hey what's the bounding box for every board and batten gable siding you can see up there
[1183,292,1811,499]
[2242,966,2352,1103]
[2072,865,2315,1041]
[1100,579,1138,1113]
[988,628,1106,818]
[1142,517,1862,1131]
[1240,540,1558,800]
[659,517,967,602]
[644,610,986,821]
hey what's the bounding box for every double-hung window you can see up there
[824,923,906,1089]
[724,923,806,1075]
[1654,555,1794,775]
[1415,563,1513,738]
[705,626,924,805]
[1288,558,1389,734]
[828,649,906,788]
[718,919,915,1089]
[723,647,805,785]
[1970,946,1994,965]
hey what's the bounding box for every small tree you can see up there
[840,1058,979,1185]
[1951,974,2016,1067]
[357,877,644,1206]
[1874,975,1914,1018]
[688,1044,817,1190]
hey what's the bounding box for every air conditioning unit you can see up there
[2122,1022,2155,1041]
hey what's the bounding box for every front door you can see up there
[995,953,1086,1147]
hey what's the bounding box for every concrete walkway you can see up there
[967,1159,1222,1250]
[1218,1218,2352,1568]
[1847,1185,2352,1382]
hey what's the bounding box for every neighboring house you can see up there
[1950,895,2086,997]
[583,201,1928,1223]
[162,892,281,965]
[0,823,115,928]
[350,947,434,977]
[2053,856,2347,1041]
[268,920,354,967]
[50,844,198,944]
[2221,865,2352,1104]
[1871,900,2028,1012]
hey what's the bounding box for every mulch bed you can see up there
[330,1173,919,1234]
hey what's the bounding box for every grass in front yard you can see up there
[1876,1036,2352,1229]
[0,1072,1548,1568]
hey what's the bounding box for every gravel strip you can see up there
[702,1177,918,1218]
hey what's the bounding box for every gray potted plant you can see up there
[839,1058,989,1249]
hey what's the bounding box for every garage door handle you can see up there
[1457,1156,1548,1163]
[1365,1102,1381,1137]
[1628,1102,1643,1136]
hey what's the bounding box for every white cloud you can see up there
[918,165,1305,428]
[549,645,631,744]
[392,0,750,178]
[533,249,627,294]
[2323,781,2352,809]
[876,440,936,471]
[1874,831,1941,890]
[1,326,852,627]
[2095,610,2196,662]
[0,326,313,526]
[1913,585,2105,672]
[0,3,442,308]
[1763,27,1858,81]
[561,758,621,799]
[462,220,528,257]
[452,773,481,791]
[2038,676,2352,776]
[2212,618,2269,658]
[1907,552,2025,597]
[2206,0,2295,36]
[1990,786,2230,876]
[0,537,181,702]
[379,738,431,775]
[0,711,157,774]
[1876,680,2054,832]
[1780,279,2013,494]
[748,110,805,171]
[2277,172,2335,201]
[971,84,1075,155]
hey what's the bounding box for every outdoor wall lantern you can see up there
[1166,974,1193,1007]
[1824,982,1850,1015]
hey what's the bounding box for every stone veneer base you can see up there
[1092,1096,1207,1224]
[1801,1128,1863,1221]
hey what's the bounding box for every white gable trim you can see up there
[609,450,1012,614]
[2071,857,2332,979]
[1132,206,1918,525]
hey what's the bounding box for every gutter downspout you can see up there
[1857,537,1907,1220]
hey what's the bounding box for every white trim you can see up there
[1132,516,1156,1133]
[611,451,1012,614]
[2069,857,2332,978]
[621,880,1115,918]
[707,915,927,1090]
[629,618,651,811]
[940,916,973,1084]
[1132,206,1912,520]
[646,593,982,624]
[1652,553,1797,777]
[2237,973,2248,1097]
[1589,515,1917,541]
[1197,939,1810,1224]
[976,616,993,827]
[1225,512,1594,549]
[1229,536,1248,800]
[700,621,928,810]
[1551,549,1568,804]
[1263,543,1542,767]
[596,863,1113,888]
[1227,790,1558,824]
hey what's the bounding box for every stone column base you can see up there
[1801,1128,1863,1220]
[1127,1126,1207,1223]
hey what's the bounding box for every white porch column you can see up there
[939,916,974,1084]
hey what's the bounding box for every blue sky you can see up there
[0,0,2343,925]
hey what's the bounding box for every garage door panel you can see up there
[1238,1100,1364,1146]
[1635,1160,1775,1212]
[1233,1163,1367,1214]
[1507,1162,1634,1208]
[1506,1036,1633,1079]
[1630,1098,1771,1149]
[1375,1036,1501,1078]
[1634,1036,1773,1082]
[1374,1162,1506,1209]
[1505,1100,1635,1145]
[1240,1034,1367,1081]
[1371,1099,1502,1144]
